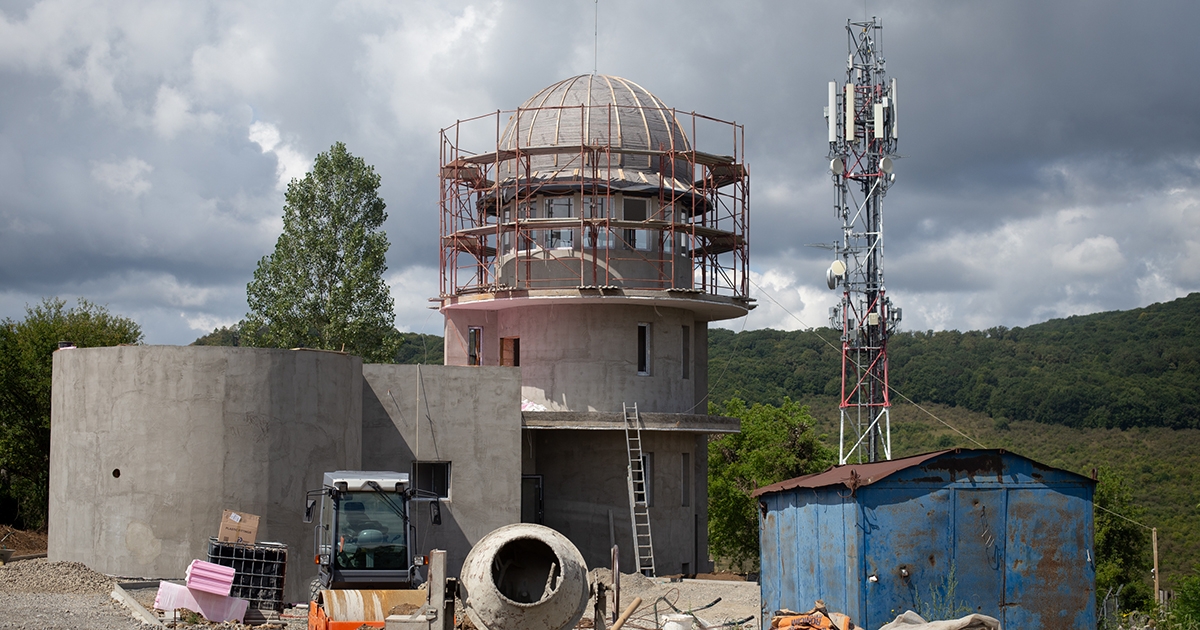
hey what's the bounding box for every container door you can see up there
[1004,487,1095,629]
[863,488,952,630]
[953,489,1006,618]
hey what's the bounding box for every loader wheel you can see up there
[309,576,323,604]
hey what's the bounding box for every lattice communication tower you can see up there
[824,18,901,464]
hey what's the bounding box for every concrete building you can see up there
[49,348,524,603]
[360,364,523,573]
[49,346,364,603]
[438,74,752,574]
[48,74,751,597]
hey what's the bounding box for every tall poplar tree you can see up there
[244,142,400,362]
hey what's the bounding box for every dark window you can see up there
[682,325,691,380]
[412,462,451,499]
[468,327,482,366]
[637,323,651,375]
[501,337,520,367]
[623,198,649,250]
[681,452,691,507]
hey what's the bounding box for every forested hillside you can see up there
[709,292,1200,429]
[707,293,1200,588]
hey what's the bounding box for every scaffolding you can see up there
[438,100,749,303]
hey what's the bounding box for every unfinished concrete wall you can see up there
[361,364,522,575]
[48,346,361,604]
[445,303,701,413]
[525,429,709,575]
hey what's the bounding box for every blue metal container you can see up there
[754,449,1095,630]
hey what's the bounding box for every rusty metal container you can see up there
[754,449,1096,630]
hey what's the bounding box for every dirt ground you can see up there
[0,548,761,630]
[0,525,48,556]
[588,569,761,630]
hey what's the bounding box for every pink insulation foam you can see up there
[154,580,248,623]
[185,559,236,596]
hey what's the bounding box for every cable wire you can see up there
[746,276,987,451]
[1093,503,1153,531]
[750,278,1161,538]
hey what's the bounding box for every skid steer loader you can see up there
[303,471,451,630]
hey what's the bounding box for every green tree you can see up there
[192,324,241,346]
[707,397,833,570]
[244,142,400,362]
[1095,467,1152,611]
[1174,567,1200,624]
[0,298,142,528]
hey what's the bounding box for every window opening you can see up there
[682,325,691,380]
[681,452,691,507]
[412,461,451,499]
[623,198,650,251]
[519,201,538,252]
[501,205,513,255]
[661,205,675,254]
[501,337,520,367]
[468,327,483,366]
[546,197,574,249]
[586,195,607,219]
[637,323,651,375]
[586,196,611,249]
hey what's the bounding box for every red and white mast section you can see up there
[825,18,901,464]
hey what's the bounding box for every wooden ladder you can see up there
[623,403,656,577]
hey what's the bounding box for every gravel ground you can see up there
[588,570,760,630]
[0,559,759,630]
[0,592,148,630]
[0,559,115,594]
[0,559,142,630]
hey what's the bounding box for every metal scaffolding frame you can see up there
[826,18,902,464]
[438,103,749,302]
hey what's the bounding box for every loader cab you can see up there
[307,471,416,591]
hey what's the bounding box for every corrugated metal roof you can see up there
[751,450,953,497]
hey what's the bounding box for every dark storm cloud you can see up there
[1,0,1197,342]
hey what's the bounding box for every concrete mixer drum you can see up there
[459,524,590,630]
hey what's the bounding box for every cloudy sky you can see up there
[2,0,1198,344]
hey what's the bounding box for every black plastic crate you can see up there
[206,538,287,612]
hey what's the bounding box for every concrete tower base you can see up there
[49,346,362,603]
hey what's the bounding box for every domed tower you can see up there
[439,74,751,574]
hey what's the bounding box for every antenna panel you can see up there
[828,82,838,143]
[844,83,855,142]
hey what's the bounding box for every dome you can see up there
[499,74,691,176]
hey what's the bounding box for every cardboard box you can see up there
[217,509,260,544]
